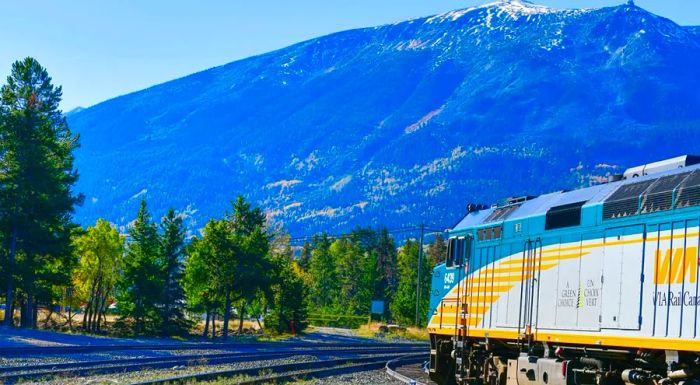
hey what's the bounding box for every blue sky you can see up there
[1,0,697,110]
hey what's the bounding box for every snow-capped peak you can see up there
[425,0,588,24]
[496,0,558,16]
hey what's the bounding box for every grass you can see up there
[355,322,429,341]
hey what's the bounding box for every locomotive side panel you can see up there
[644,221,700,339]
[601,225,644,330]
[575,234,603,330]
[536,236,559,330]
[680,219,699,338]
[552,236,579,330]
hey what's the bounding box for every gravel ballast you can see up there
[16,355,320,385]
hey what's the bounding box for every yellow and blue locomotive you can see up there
[428,156,700,385]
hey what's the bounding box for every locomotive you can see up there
[428,155,700,385]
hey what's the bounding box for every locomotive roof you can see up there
[452,161,700,231]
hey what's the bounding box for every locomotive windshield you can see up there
[445,236,471,267]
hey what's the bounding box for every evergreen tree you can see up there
[298,242,312,271]
[427,233,447,266]
[117,200,161,334]
[390,239,431,326]
[159,208,188,336]
[0,57,81,327]
[331,238,364,313]
[184,230,223,339]
[225,196,271,336]
[307,234,336,309]
[266,235,309,334]
[358,248,379,315]
[375,228,397,317]
[201,218,235,338]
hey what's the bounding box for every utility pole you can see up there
[414,223,425,327]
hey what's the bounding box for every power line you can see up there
[287,224,445,244]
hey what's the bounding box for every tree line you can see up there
[0,57,446,336]
[0,58,308,335]
[297,227,445,327]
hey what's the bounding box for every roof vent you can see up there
[466,203,488,213]
[623,155,700,179]
[608,174,624,183]
[506,196,535,205]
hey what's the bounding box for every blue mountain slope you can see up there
[68,0,700,234]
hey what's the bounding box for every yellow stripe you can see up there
[647,232,700,242]
[541,243,601,255]
[499,252,588,265]
[438,315,484,325]
[466,284,514,294]
[438,306,490,315]
[466,274,531,284]
[485,263,558,274]
[463,295,499,304]
[538,231,700,256]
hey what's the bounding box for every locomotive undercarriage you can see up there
[429,335,700,385]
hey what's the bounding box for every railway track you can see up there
[1,341,423,356]
[386,355,434,385]
[129,352,425,385]
[0,344,426,384]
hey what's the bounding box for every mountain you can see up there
[67,0,700,235]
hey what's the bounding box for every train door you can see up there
[496,243,518,328]
[474,244,499,329]
[575,232,603,331]
[536,237,559,330]
[663,220,697,338]
[680,219,699,339]
[554,235,581,329]
[519,239,541,339]
[601,224,645,329]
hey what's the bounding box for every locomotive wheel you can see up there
[484,356,508,385]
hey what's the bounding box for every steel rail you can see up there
[385,355,431,385]
[0,345,422,374]
[0,341,425,356]
[128,352,425,385]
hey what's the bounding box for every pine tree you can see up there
[331,238,364,313]
[118,199,161,334]
[201,218,236,339]
[307,234,336,310]
[391,239,430,326]
[267,235,309,334]
[375,228,397,317]
[0,57,81,327]
[183,229,223,339]
[298,242,312,271]
[225,196,271,336]
[427,233,447,266]
[159,208,188,336]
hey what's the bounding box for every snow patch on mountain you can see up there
[405,107,444,134]
[130,189,148,200]
[331,175,353,192]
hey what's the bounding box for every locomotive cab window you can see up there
[446,238,455,266]
[446,236,472,267]
[545,201,585,230]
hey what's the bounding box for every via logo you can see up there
[654,246,698,284]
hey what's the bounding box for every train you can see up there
[427,155,700,385]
